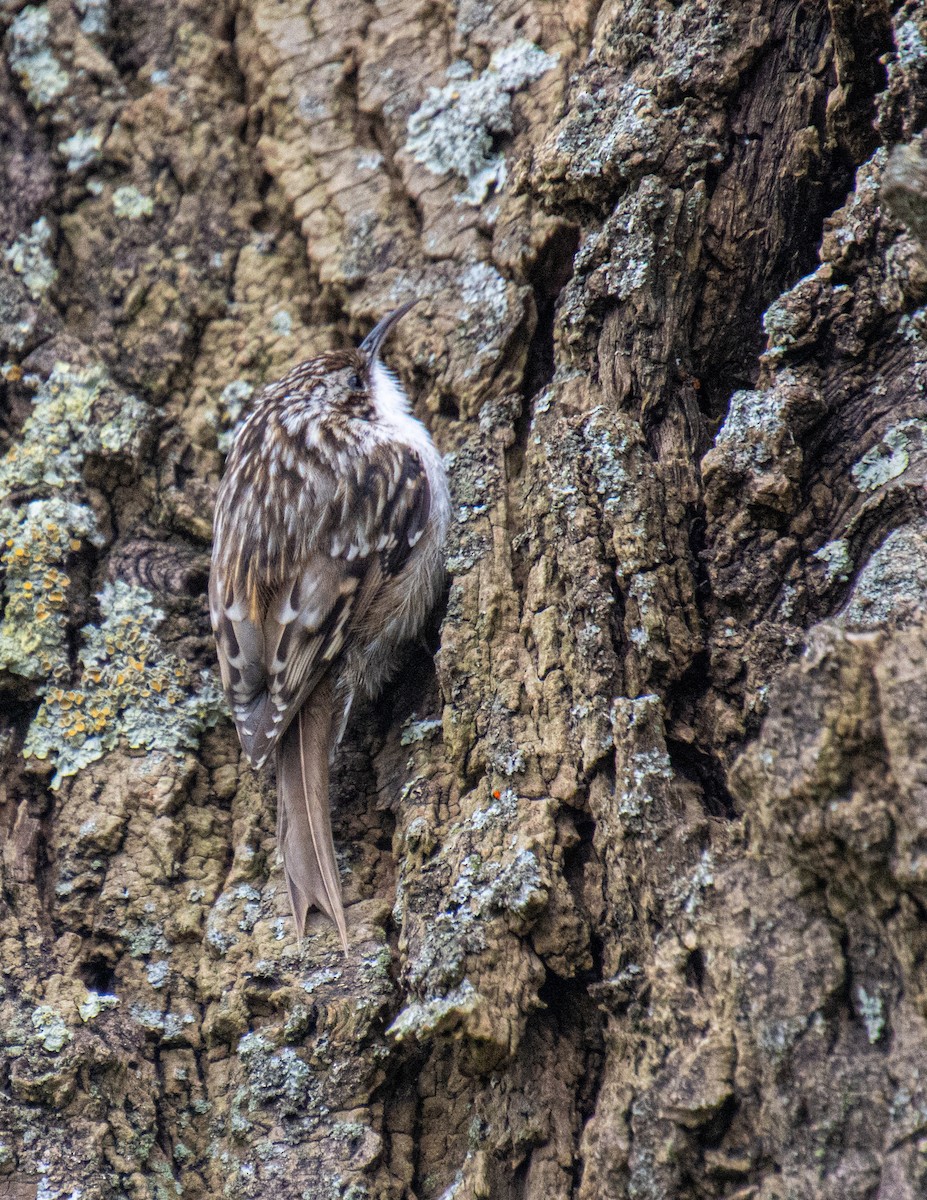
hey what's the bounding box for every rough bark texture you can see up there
[1,0,927,1196]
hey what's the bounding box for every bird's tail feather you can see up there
[275,680,348,953]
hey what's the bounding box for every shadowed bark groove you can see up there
[1,0,927,1196]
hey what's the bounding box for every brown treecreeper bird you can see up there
[209,304,450,951]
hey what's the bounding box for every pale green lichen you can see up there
[856,986,886,1043]
[74,0,108,35]
[618,745,673,817]
[406,40,558,203]
[763,289,809,348]
[841,522,927,628]
[711,385,790,473]
[205,883,267,955]
[613,696,673,819]
[78,990,119,1022]
[4,217,57,299]
[23,581,225,787]
[6,6,69,109]
[237,1032,319,1118]
[0,362,151,681]
[129,1003,196,1042]
[269,309,293,337]
[400,716,442,745]
[895,18,927,66]
[341,1184,371,1200]
[213,379,254,454]
[30,1005,71,1053]
[469,785,517,831]
[120,914,169,958]
[682,849,715,916]
[356,150,383,171]
[447,846,544,921]
[387,980,479,1043]
[396,789,548,1020]
[453,260,515,386]
[813,538,853,583]
[0,361,151,494]
[851,419,927,491]
[0,281,40,353]
[574,195,653,302]
[146,961,170,988]
[300,966,342,994]
[112,185,154,219]
[58,129,103,173]
[459,262,509,321]
[0,498,101,680]
[36,1166,88,1200]
[583,408,635,520]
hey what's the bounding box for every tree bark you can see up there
[2,0,926,1196]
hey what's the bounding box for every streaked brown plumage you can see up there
[209,305,449,951]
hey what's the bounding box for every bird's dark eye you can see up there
[347,372,362,390]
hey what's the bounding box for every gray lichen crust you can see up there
[0,361,151,682]
[5,5,69,109]
[24,580,225,786]
[0,496,100,680]
[4,217,57,300]
[0,358,222,786]
[406,41,558,204]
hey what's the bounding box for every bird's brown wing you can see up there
[209,439,432,769]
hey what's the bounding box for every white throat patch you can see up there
[371,360,410,421]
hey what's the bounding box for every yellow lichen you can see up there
[23,581,224,787]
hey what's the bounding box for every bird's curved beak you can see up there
[359,299,419,362]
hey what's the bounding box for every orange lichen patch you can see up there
[0,498,100,680]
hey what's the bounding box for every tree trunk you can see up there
[2,0,926,1196]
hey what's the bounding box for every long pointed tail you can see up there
[275,679,348,952]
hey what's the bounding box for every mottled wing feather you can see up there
[382,453,431,575]
[211,440,432,768]
[253,564,364,763]
[209,569,268,734]
[210,608,279,764]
